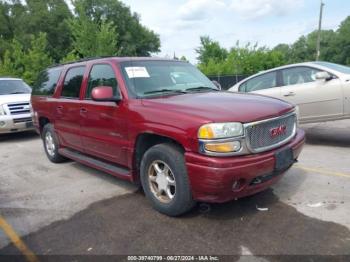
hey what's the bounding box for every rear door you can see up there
[31,67,62,130]
[280,66,343,123]
[54,66,85,151]
[79,63,128,166]
[239,71,282,99]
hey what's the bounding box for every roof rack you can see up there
[48,56,117,68]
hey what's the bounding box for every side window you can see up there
[239,82,247,92]
[282,67,321,86]
[61,66,85,98]
[241,71,277,92]
[86,64,119,98]
[32,67,62,96]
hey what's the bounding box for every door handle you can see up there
[284,92,296,97]
[80,108,88,113]
[56,106,63,111]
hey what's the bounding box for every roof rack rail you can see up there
[48,56,117,68]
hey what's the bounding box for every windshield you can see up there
[0,79,31,95]
[120,60,218,98]
[313,61,350,74]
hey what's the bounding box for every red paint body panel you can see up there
[31,57,306,203]
[185,129,305,202]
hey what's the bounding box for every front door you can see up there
[79,63,128,166]
[280,66,343,123]
[240,71,282,99]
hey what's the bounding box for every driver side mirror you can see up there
[212,80,222,90]
[315,71,333,81]
[91,86,121,102]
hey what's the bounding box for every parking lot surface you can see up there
[0,121,350,258]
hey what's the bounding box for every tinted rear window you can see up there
[32,67,62,96]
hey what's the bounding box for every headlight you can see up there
[0,105,5,116]
[198,122,243,139]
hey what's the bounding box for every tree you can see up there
[273,44,292,63]
[334,16,350,65]
[286,30,337,63]
[22,33,53,85]
[60,51,80,64]
[0,33,52,84]
[180,56,188,62]
[67,3,118,57]
[0,0,72,62]
[196,36,228,65]
[73,0,160,56]
[0,39,25,77]
[197,39,286,76]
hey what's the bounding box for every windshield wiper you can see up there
[185,86,219,92]
[143,89,187,95]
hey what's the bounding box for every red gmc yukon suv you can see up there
[31,57,305,216]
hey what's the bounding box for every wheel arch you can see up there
[38,116,51,134]
[133,133,185,182]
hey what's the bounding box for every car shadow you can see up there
[301,122,350,147]
[69,161,139,190]
[0,131,39,143]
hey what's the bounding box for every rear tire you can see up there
[140,143,195,216]
[42,123,67,163]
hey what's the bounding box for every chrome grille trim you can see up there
[6,102,31,115]
[13,117,33,123]
[244,111,297,153]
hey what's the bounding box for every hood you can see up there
[0,93,31,105]
[142,91,294,123]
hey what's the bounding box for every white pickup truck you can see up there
[0,78,34,134]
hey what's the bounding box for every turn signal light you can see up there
[204,141,241,153]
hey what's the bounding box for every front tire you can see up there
[42,124,66,163]
[140,143,195,216]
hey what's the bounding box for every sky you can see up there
[120,0,350,63]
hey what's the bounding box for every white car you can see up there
[0,78,34,134]
[229,62,350,124]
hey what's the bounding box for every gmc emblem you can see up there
[270,125,287,138]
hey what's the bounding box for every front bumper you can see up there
[0,115,34,134]
[185,128,305,203]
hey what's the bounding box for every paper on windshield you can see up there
[125,67,150,78]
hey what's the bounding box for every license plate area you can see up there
[26,122,33,128]
[275,147,294,172]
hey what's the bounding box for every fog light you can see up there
[205,141,241,153]
[0,121,5,127]
[232,178,245,191]
[232,180,240,190]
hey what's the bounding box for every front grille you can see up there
[7,102,31,115]
[13,117,32,123]
[245,112,297,153]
